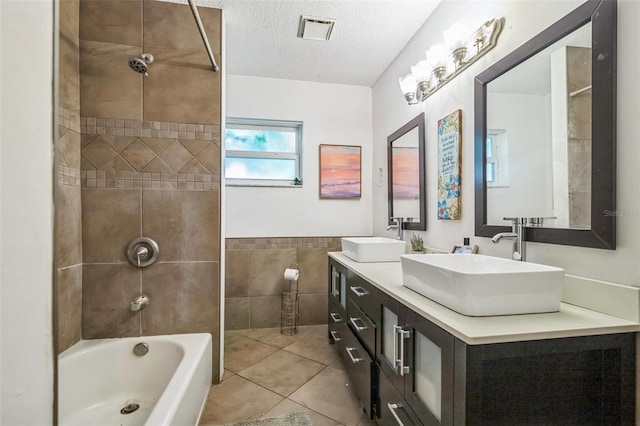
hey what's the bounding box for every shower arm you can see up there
[187,0,220,72]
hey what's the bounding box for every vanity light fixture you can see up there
[399,18,505,105]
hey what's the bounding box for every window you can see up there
[225,118,303,187]
[486,129,509,188]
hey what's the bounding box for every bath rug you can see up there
[224,411,312,426]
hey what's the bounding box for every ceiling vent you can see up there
[297,15,336,41]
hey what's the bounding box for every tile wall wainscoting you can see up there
[225,238,342,330]
[55,0,223,382]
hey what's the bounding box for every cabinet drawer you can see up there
[342,326,375,419]
[378,368,421,426]
[347,273,379,321]
[348,299,376,356]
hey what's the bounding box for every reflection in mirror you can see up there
[474,0,616,249]
[388,113,426,231]
[486,23,592,229]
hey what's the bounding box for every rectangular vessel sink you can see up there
[342,237,406,263]
[401,254,564,316]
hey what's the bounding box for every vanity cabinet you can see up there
[376,289,454,425]
[328,257,636,425]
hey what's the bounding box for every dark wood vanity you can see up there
[328,256,636,425]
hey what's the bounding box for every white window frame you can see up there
[224,117,303,187]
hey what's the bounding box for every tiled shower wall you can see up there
[225,237,341,330]
[56,0,82,353]
[566,46,592,228]
[55,0,222,379]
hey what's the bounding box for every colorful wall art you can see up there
[319,144,362,198]
[438,110,462,219]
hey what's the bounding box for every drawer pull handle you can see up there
[329,330,342,342]
[349,316,368,331]
[350,286,369,297]
[330,312,343,323]
[388,403,406,426]
[346,347,363,363]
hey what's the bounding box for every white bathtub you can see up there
[59,333,212,426]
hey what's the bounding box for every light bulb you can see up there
[444,22,471,51]
[398,74,417,95]
[426,44,450,69]
[410,60,431,84]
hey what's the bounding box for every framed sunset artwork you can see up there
[319,144,362,199]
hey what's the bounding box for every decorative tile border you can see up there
[80,170,220,191]
[58,166,81,187]
[59,106,81,133]
[81,116,219,141]
[226,237,343,250]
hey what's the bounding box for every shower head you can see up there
[128,53,154,76]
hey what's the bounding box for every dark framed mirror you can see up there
[388,112,426,231]
[474,0,616,249]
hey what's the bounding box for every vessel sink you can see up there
[401,254,564,316]
[342,237,406,263]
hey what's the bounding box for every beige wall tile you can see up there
[225,250,249,297]
[80,0,142,46]
[80,40,142,120]
[158,140,193,172]
[142,47,220,124]
[225,297,250,330]
[81,135,118,169]
[250,296,281,328]
[59,0,80,117]
[142,190,219,261]
[141,262,219,335]
[299,294,328,326]
[57,265,82,353]
[82,263,141,339]
[59,127,81,169]
[143,1,221,53]
[195,142,220,174]
[297,248,329,294]
[249,249,297,297]
[141,157,172,173]
[119,138,156,170]
[55,184,82,268]
[82,188,141,263]
[143,137,176,156]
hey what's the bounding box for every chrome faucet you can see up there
[130,295,150,312]
[386,217,404,240]
[491,217,526,261]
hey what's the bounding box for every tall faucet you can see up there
[386,217,404,240]
[491,217,526,261]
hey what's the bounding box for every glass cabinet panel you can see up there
[414,331,442,421]
[339,273,347,309]
[382,306,398,369]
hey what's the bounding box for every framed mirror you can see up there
[388,112,426,231]
[474,0,616,249]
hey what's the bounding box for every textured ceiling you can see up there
[186,0,441,87]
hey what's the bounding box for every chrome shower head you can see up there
[128,53,154,76]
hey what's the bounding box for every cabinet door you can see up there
[405,309,454,426]
[328,260,347,312]
[376,291,407,395]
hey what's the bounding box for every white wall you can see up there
[1,1,55,424]
[486,93,551,224]
[372,0,640,286]
[226,75,373,238]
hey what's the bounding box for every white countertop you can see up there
[329,252,640,345]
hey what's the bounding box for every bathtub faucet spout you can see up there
[130,295,150,312]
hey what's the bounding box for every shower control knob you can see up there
[126,237,159,268]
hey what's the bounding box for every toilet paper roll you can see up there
[284,268,299,281]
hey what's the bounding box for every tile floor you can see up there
[199,325,376,426]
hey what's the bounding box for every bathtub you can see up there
[59,333,212,426]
